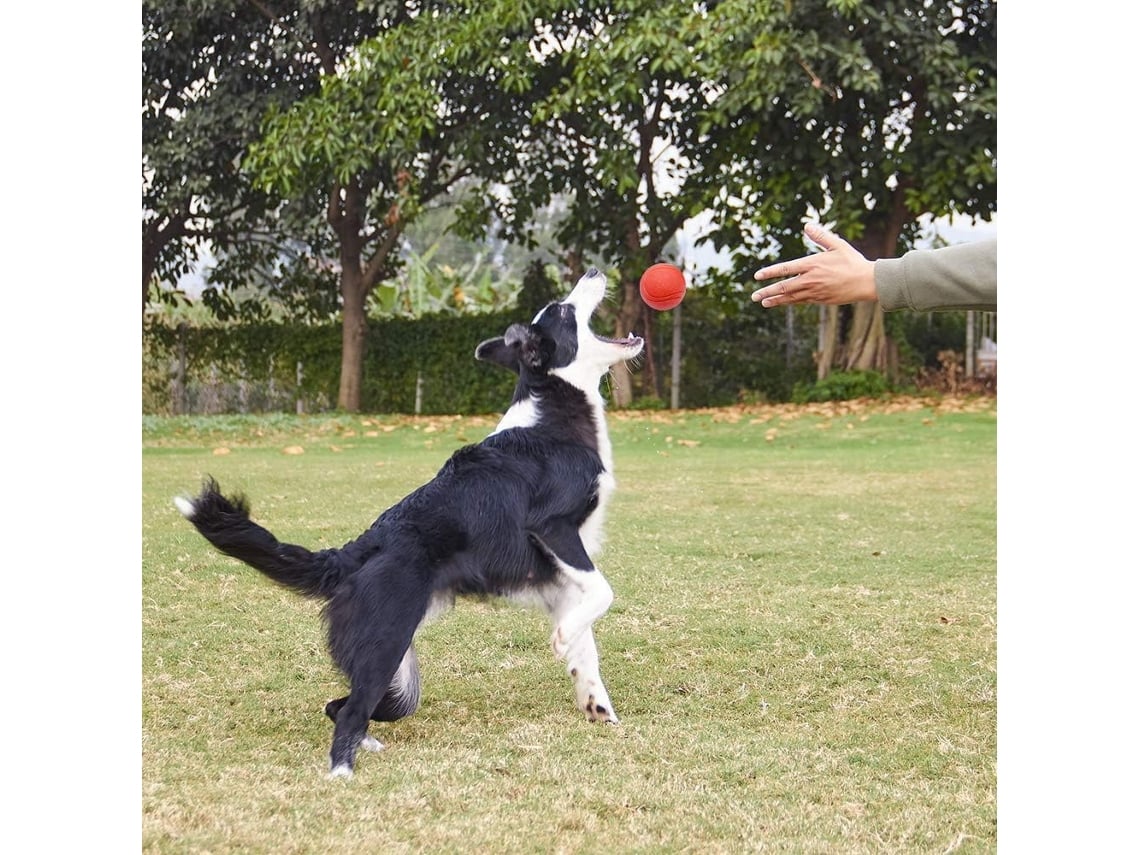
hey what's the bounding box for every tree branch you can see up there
[798,58,838,100]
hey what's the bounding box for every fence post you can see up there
[174,322,188,415]
[415,371,424,415]
[785,304,794,368]
[965,310,976,378]
[296,361,304,415]
[670,302,682,410]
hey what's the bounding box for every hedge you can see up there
[143,294,977,415]
[143,313,520,416]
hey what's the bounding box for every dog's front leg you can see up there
[548,567,619,724]
[559,625,619,724]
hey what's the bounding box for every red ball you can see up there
[639,263,687,311]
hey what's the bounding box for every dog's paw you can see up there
[327,764,354,780]
[359,735,385,753]
[583,694,619,725]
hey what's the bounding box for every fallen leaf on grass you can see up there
[282,446,304,455]
[212,447,231,456]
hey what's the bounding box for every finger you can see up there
[750,281,782,301]
[750,286,788,306]
[804,222,846,252]
[753,258,808,281]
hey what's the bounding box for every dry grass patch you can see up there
[143,399,995,853]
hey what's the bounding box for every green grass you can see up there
[143,397,996,853]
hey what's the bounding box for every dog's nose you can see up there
[586,266,600,278]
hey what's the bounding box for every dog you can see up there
[174,267,643,778]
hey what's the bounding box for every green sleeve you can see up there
[874,239,997,312]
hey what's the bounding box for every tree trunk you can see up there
[142,213,185,324]
[817,305,838,380]
[330,180,369,412]
[841,302,886,371]
[338,264,368,412]
[610,275,643,407]
[142,230,159,321]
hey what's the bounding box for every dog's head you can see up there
[476,268,644,395]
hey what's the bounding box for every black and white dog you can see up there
[174,268,643,778]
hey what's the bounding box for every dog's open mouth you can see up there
[596,331,644,348]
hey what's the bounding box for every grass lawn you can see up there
[142,396,996,853]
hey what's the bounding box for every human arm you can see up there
[751,223,997,312]
[874,239,997,312]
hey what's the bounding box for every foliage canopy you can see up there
[143,0,996,406]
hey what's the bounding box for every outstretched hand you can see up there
[751,223,878,307]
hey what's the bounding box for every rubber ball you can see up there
[639,263,687,311]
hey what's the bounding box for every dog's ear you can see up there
[507,323,554,371]
[475,335,520,374]
[477,323,551,373]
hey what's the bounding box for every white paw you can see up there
[360,735,385,752]
[579,688,619,724]
[327,764,354,780]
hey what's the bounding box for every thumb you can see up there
[804,222,847,252]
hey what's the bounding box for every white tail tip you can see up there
[173,496,196,519]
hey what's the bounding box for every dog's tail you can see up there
[174,477,353,600]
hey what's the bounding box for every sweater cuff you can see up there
[873,258,909,311]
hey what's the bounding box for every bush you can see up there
[791,370,892,403]
[143,314,519,416]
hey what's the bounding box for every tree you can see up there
[697,0,997,378]
[145,0,995,410]
[141,0,388,326]
[433,0,993,403]
[458,0,750,405]
[244,5,552,411]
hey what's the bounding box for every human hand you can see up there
[751,223,878,307]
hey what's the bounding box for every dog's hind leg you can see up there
[328,638,422,777]
[325,560,430,779]
[324,644,422,752]
[545,566,619,724]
